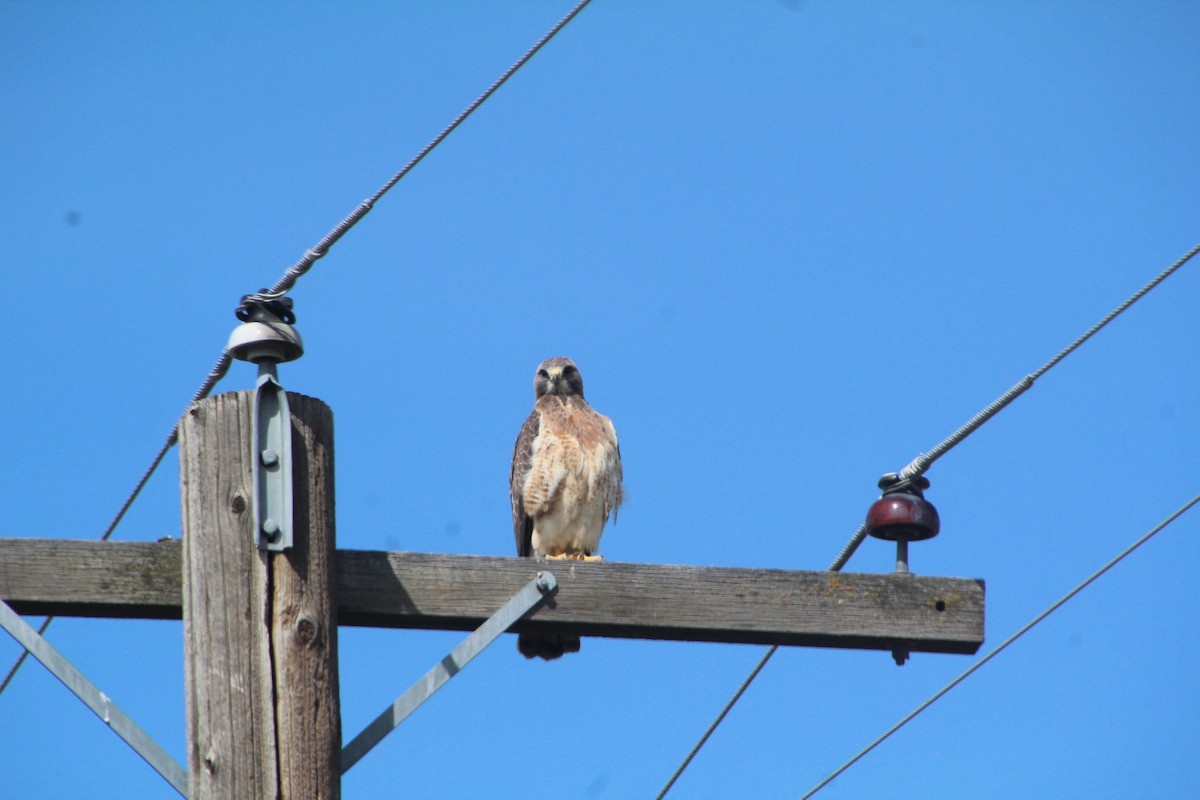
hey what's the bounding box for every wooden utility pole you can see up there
[179,391,340,800]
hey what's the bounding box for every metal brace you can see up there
[0,598,189,797]
[253,362,293,551]
[340,570,559,773]
[227,297,303,552]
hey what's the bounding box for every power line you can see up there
[260,0,594,300]
[0,353,233,696]
[654,242,1200,798]
[901,240,1200,481]
[829,241,1200,572]
[653,523,863,800]
[654,645,777,800]
[0,0,594,701]
[800,490,1200,799]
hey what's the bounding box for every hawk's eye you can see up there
[537,369,549,378]
[563,365,577,376]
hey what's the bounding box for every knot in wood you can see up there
[294,614,319,645]
[203,750,218,775]
[229,494,247,515]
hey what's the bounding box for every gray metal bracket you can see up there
[0,598,189,797]
[252,362,293,551]
[341,570,558,773]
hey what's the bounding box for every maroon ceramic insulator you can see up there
[866,490,940,541]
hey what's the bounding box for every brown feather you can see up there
[510,408,541,557]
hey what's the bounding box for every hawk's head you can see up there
[534,356,585,399]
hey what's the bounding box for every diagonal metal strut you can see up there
[0,597,188,796]
[341,570,558,774]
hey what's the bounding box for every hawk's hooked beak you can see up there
[546,367,563,388]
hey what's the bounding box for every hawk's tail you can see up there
[518,633,581,661]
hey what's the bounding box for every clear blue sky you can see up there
[2,2,1198,798]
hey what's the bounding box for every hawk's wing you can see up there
[510,407,540,557]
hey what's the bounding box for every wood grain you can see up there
[179,390,276,800]
[272,394,340,800]
[178,390,341,800]
[0,541,983,655]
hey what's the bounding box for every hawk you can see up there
[510,357,623,659]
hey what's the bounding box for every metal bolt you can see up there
[261,449,279,467]
[536,571,557,593]
[262,518,280,541]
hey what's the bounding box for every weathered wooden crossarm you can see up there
[0,538,183,620]
[0,538,984,654]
